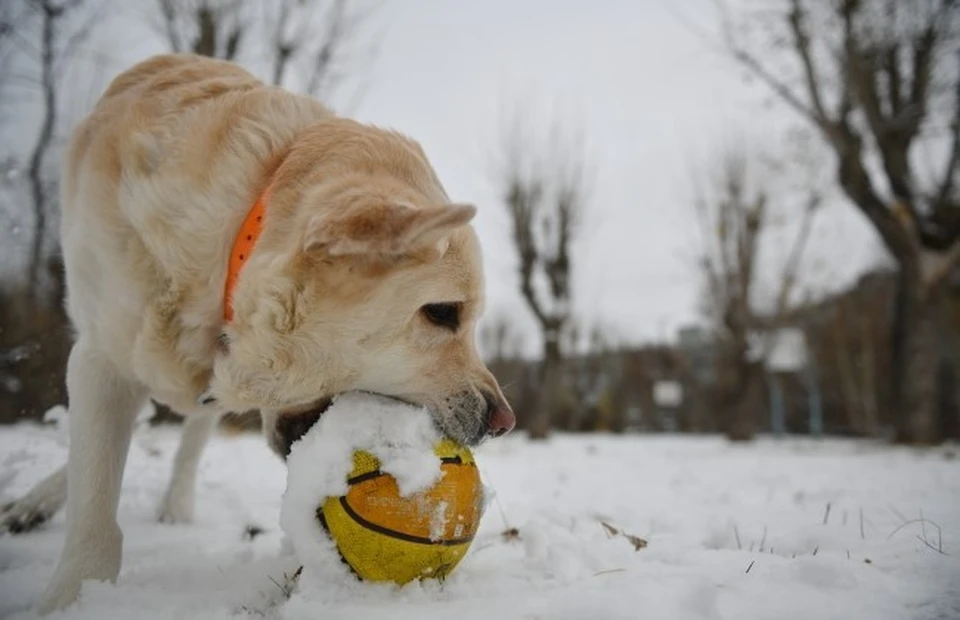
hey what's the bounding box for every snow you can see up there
[429,501,449,542]
[279,392,442,590]
[1,421,959,619]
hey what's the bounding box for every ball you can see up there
[316,439,484,584]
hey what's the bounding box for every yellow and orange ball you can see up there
[316,439,484,584]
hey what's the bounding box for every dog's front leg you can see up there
[36,342,146,614]
[158,411,221,524]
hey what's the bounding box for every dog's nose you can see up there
[483,392,516,437]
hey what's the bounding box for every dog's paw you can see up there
[1,498,55,535]
[0,468,67,536]
[35,573,83,615]
[157,489,194,524]
[36,522,122,615]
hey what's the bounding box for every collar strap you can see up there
[223,186,271,322]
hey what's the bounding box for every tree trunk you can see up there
[937,359,959,440]
[529,332,562,440]
[26,5,59,302]
[834,308,863,433]
[724,361,761,441]
[716,334,759,441]
[859,314,879,436]
[893,272,942,444]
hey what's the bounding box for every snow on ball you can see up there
[280,391,485,586]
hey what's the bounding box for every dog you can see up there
[5,53,515,613]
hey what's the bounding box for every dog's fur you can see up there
[20,53,513,613]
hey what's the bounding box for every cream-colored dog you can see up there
[14,53,514,613]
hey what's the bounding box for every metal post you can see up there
[768,373,785,437]
[807,363,823,438]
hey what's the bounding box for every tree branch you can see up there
[908,18,936,123]
[504,166,549,326]
[0,2,40,60]
[193,2,216,57]
[883,31,902,116]
[923,241,960,297]
[156,0,184,53]
[692,188,728,325]
[935,46,960,210]
[718,0,846,147]
[57,0,110,77]
[305,0,348,97]
[787,0,831,124]
[773,191,820,318]
[730,46,833,137]
[269,0,294,86]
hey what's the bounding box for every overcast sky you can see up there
[349,0,882,350]
[4,0,886,353]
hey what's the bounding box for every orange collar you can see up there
[223,186,271,322]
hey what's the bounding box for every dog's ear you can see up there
[303,202,476,257]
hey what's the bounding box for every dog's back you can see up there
[60,54,331,406]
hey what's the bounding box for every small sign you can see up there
[653,380,683,407]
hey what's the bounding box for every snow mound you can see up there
[279,391,442,593]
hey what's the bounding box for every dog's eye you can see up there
[421,303,461,330]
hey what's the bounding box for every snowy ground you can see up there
[1,421,959,620]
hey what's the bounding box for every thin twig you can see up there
[734,524,742,550]
[593,568,627,577]
[859,508,865,539]
[887,518,942,542]
[888,504,907,524]
[887,514,947,555]
[493,492,511,530]
[915,535,948,555]
[822,502,832,525]
[267,576,289,598]
[745,560,755,574]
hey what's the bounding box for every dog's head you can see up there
[206,151,514,457]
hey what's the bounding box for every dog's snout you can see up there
[483,392,516,437]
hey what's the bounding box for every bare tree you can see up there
[0,0,108,421]
[152,0,376,100]
[494,107,590,438]
[693,147,820,439]
[0,0,107,301]
[155,0,244,59]
[715,0,959,443]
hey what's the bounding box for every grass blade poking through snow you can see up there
[600,521,648,551]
